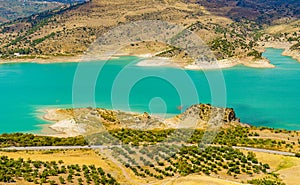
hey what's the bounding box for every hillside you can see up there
[0,0,299,65]
[0,0,62,23]
[0,0,206,57]
[192,0,300,24]
[0,0,86,24]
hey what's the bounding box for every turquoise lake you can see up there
[0,48,300,133]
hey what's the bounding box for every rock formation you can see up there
[44,104,240,136]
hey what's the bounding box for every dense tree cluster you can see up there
[103,126,299,152]
[0,133,87,147]
[248,176,285,185]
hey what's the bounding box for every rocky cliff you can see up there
[165,104,239,129]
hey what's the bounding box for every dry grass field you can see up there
[241,150,300,185]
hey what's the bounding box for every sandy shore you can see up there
[0,54,124,65]
[48,119,86,137]
[1,50,277,70]
[41,109,85,137]
[238,57,275,68]
[135,57,174,67]
[137,56,275,69]
[184,58,239,70]
[0,55,83,64]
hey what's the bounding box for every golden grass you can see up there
[240,149,300,185]
[279,165,300,185]
[276,157,296,171]
[265,20,300,34]
[153,175,246,185]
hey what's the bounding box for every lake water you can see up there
[0,48,300,133]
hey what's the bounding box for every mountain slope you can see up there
[0,0,299,62]
[192,0,300,24]
[0,0,86,24]
[0,0,208,57]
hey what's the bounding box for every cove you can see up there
[0,48,299,133]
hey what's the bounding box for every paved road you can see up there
[1,145,296,157]
[233,146,295,156]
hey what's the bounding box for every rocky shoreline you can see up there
[42,104,242,137]
[258,41,300,63]
[1,47,277,70]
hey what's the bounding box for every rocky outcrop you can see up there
[44,104,240,136]
[166,104,239,129]
[177,104,236,122]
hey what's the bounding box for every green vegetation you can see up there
[156,47,181,57]
[0,133,87,147]
[84,126,297,182]
[0,126,294,183]
[1,126,298,153]
[248,175,285,185]
[247,50,262,59]
[0,156,119,184]
[107,144,269,179]
[276,158,295,171]
[291,42,300,51]
[98,126,299,152]
[210,37,235,58]
[99,111,117,122]
[188,20,264,60]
